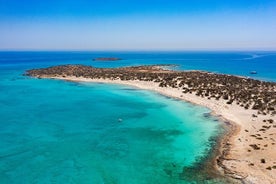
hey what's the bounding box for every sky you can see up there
[0,0,276,51]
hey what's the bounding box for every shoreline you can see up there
[50,76,276,183]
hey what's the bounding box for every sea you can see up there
[0,51,275,183]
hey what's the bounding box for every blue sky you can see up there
[0,0,276,50]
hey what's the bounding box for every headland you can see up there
[25,64,276,183]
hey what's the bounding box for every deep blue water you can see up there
[0,51,275,183]
[1,51,275,81]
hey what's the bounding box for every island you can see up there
[250,71,258,75]
[92,57,121,61]
[25,64,276,183]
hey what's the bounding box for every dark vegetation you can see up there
[26,64,276,115]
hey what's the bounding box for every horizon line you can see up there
[1,49,276,52]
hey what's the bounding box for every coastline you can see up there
[50,76,276,183]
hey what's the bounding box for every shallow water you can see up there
[1,51,273,183]
[0,73,224,183]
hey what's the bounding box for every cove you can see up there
[0,76,226,183]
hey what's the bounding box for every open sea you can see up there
[0,51,275,183]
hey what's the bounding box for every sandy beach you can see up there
[50,76,276,184]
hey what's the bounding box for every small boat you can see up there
[250,71,257,74]
[118,118,123,122]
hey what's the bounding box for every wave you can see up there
[239,53,275,60]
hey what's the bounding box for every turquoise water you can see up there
[1,51,274,183]
[0,77,222,183]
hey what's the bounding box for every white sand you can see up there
[52,76,276,184]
